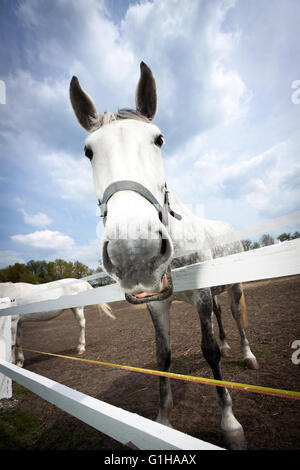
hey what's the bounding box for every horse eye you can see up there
[154,134,164,148]
[84,146,93,160]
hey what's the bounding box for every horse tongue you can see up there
[134,275,167,299]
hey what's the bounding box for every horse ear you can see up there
[69,76,102,131]
[135,62,157,120]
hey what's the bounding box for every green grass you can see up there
[0,384,129,450]
[0,384,44,450]
[0,406,42,450]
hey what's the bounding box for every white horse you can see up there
[0,279,115,367]
[69,61,258,449]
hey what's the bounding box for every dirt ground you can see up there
[1,276,300,450]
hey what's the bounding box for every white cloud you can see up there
[166,137,300,225]
[121,0,250,132]
[193,142,284,191]
[11,230,74,250]
[14,197,25,206]
[40,151,95,203]
[17,0,40,26]
[10,229,101,269]
[211,62,252,123]
[60,238,101,269]
[4,70,69,134]
[7,0,250,146]
[19,209,52,227]
[15,0,135,105]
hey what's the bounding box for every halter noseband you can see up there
[98,180,182,226]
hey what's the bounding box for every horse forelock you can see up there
[116,108,151,123]
[89,108,151,132]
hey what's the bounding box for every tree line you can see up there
[242,231,300,251]
[0,258,103,284]
[0,230,299,284]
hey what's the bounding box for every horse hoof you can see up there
[77,348,85,355]
[222,428,247,450]
[156,415,173,428]
[244,357,259,370]
[16,361,24,368]
[221,345,231,358]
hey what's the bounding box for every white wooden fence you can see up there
[0,238,299,450]
[1,239,299,318]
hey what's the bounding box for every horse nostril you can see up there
[160,237,167,255]
[102,241,115,275]
[158,231,172,262]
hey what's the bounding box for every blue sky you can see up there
[0,0,300,269]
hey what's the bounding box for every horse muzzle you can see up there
[102,231,173,304]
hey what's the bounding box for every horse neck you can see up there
[167,188,242,262]
[167,188,209,261]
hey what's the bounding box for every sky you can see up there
[0,0,300,270]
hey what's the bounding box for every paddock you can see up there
[1,274,299,450]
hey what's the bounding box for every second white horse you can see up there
[0,279,115,367]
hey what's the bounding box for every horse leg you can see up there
[71,307,86,355]
[196,289,246,449]
[147,299,173,427]
[213,296,231,358]
[229,284,258,370]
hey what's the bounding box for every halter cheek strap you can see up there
[98,180,182,226]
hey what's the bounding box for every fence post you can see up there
[0,298,12,399]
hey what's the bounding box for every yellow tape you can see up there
[17,347,300,401]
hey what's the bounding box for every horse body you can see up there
[69,62,257,449]
[0,279,115,367]
[150,188,257,367]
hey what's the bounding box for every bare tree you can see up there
[260,233,274,246]
[242,239,252,251]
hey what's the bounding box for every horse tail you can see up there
[96,303,116,320]
[81,281,116,320]
[227,288,248,328]
[240,290,248,328]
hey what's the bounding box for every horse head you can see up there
[70,62,177,304]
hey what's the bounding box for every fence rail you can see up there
[0,359,222,450]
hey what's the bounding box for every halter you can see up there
[98,180,182,226]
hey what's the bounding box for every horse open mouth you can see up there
[125,270,173,304]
